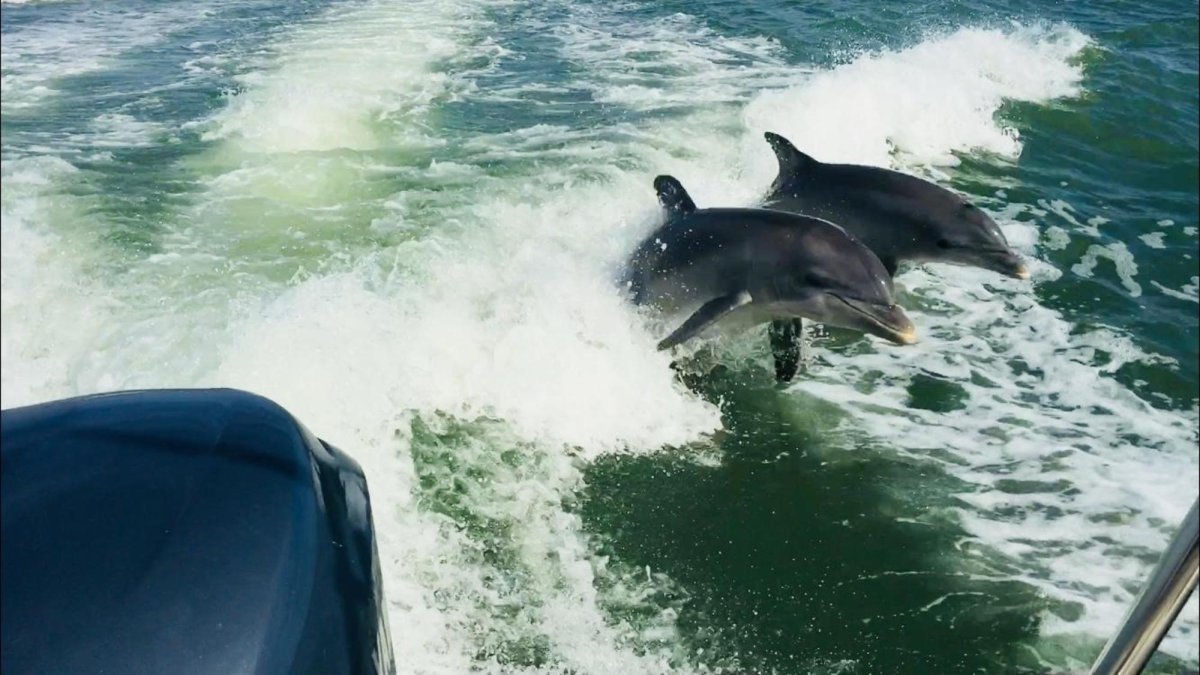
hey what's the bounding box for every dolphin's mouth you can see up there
[985,252,1029,280]
[831,294,917,345]
[947,245,1029,280]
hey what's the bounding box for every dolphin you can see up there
[761,131,1029,280]
[759,132,1029,378]
[626,175,917,380]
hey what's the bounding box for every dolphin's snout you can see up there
[978,249,1029,280]
[880,304,918,345]
[832,296,918,346]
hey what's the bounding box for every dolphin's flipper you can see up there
[764,132,818,179]
[768,318,805,382]
[654,175,697,217]
[657,292,752,351]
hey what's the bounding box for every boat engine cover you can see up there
[1,388,395,675]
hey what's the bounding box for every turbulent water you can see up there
[2,0,1197,673]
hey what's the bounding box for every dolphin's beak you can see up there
[892,321,919,345]
[833,296,918,346]
[977,249,1029,280]
[878,304,918,345]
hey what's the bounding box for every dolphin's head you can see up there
[922,199,1028,279]
[774,223,918,345]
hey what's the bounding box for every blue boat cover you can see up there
[1,388,394,675]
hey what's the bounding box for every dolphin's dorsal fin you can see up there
[654,175,697,217]
[764,132,818,180]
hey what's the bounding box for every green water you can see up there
[2,1,1197,673]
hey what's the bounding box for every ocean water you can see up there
[1,0,1197,673]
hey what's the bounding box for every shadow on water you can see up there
[582,363,1053,675]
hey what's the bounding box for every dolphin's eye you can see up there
[804,273,829,288]
[936,238,953,250]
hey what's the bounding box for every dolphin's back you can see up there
[766,162,961,258]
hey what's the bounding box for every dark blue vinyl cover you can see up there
[1,388,395,675]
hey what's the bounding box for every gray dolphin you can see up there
[625,175,916,378]
[762,131,1028,280]
[759,131,1028,380]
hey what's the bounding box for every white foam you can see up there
[1086,215,1112,237]
[0,4,204,112]
[0,156,119,408]
[1044,226,1073,251]
[555,7,797,111]
[201,1,489,154]
[1138,232,1167,249]
[1073,242,1143,297]
[1151,277,1200,304]
[787,265,1197,662]
[76,113,168,148]
[743,24,1091,170]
